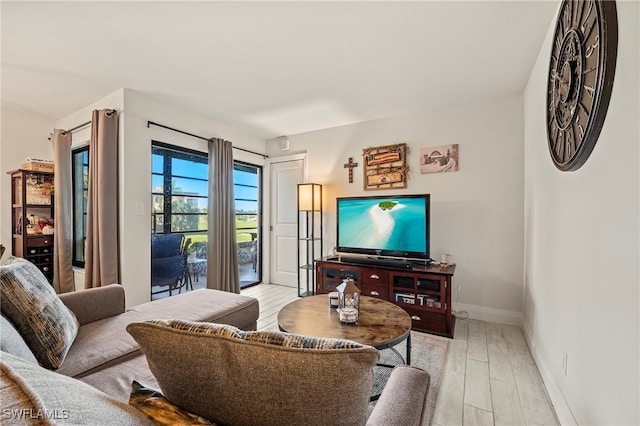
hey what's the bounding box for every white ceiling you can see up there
[1,1,558,140]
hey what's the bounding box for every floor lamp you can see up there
[297,183,323,297]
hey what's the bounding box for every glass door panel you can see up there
[150,142,263,298]
[234,162,262,288]
[151,142,208,299]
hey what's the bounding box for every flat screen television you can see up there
[336,194,430,261]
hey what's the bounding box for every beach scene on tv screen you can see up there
[338,198,427,252]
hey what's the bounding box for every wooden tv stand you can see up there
[315,256,456,338]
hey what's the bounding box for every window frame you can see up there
[71,145,89,267]
[152,141,208,236]
[233,161,261,242]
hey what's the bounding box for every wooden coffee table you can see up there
[277,295,412,364]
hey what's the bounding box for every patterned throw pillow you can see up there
[0,257,79,369]
[129,381,216,426]
[150,319,366,349]
[127,319,379,426]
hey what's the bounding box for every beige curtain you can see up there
[84,109,120,288]
[52,129,75,293]
[207,138,240,293]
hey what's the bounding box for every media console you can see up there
[315,256,456,338]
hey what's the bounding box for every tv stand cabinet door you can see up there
[389,270,454,338]
[315,261,362,294]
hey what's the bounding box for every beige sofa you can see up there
[2,284,259,400]
[2,276,431,424]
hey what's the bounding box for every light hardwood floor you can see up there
[432,317,558,426]
[245,283,558,425]
[241,282,301,331]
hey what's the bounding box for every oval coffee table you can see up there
[277,295,412,364]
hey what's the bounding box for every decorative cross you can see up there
[343,157,358,183]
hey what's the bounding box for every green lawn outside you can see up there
[236,219,257,242]
[184,219,257,245]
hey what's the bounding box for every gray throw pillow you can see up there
[1,351,153,425]
[0,257,78,369]
[1,314,39,365]
[127,319,379,426]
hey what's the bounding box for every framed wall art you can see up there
[420,144,459,174]
[362,143,409,190]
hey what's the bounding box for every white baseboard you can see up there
[453,302,522,326]
[522,323,577,426]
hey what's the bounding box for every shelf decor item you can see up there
[25,173,54,205]
[328,291,339,308]
[337,279,361,325]
[22,158,54,172]
[297,183,323,298]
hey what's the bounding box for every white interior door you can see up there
[269,159,304,287]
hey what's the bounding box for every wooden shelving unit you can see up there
[9,169,55,283]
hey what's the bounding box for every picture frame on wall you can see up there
[362,143,409,190]
[420,144,459,174]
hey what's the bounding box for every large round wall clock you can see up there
[546,0,618,171]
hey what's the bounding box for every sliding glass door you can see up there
[151,141,262,298]
[234,162,262,288]
[151,142,208,299]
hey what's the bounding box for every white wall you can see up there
[56,88,266,307]
[267,94,526,325]
[1,108,55,253]
[523,1,639,425]
[121,89,266,306]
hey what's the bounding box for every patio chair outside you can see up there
[151,233,186,297]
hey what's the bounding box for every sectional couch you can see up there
[1,257,431,425]
[1,281,259,395]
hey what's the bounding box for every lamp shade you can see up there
[298,183,322,211]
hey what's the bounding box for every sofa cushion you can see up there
[0,257,78,369]
[1,314,38,365]
[0,351,153,425]
[78,354,160,402]
[59,284,126,325]
[129,380,215,425]
[56,288,259,378]
[127,319,380,426]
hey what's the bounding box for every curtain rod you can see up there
[65,120,92,134]
[147,120,269,159]
[47,120,91,140]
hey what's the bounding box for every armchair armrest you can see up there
[367,366,431,426]
[58,284,126,325]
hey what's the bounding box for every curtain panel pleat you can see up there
[52,129,75,293]
[84,109,120,288]
[207,138,240,293]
